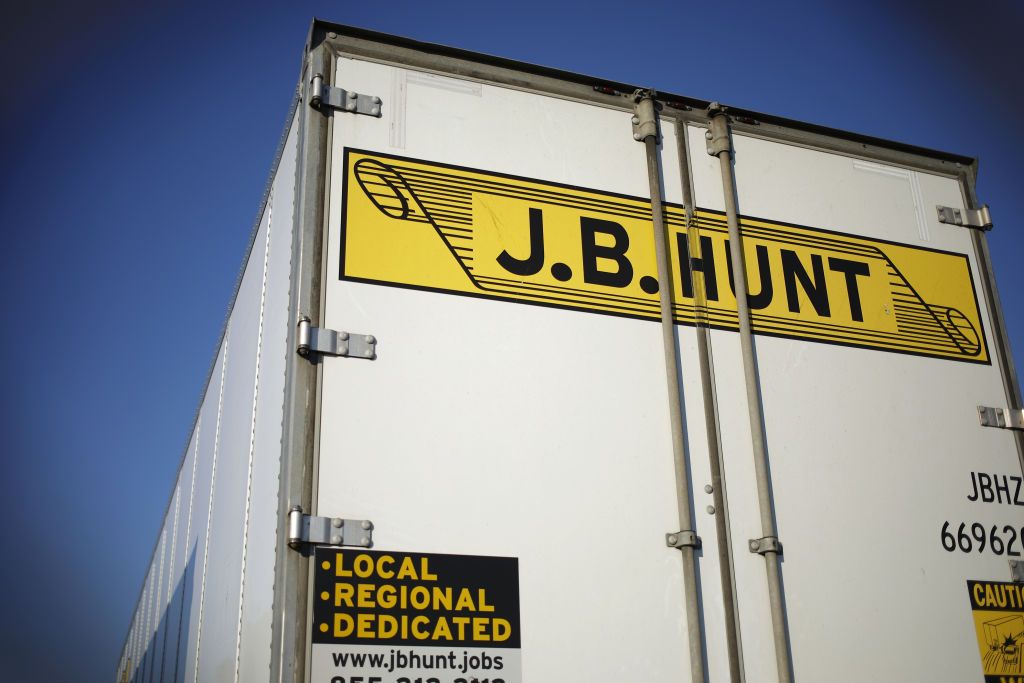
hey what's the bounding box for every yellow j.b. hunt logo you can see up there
[340,149,989,363]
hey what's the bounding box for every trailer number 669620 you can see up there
[940,521,1024,556]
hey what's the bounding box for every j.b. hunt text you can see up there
[498,208,872,323]
[346,150,989,362]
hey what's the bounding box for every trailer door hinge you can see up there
[978,405,1024,430]
[287,506,373,549]
[296,317,376,360]
[309,74,382,117]
[1011,560,1024,583]
[666,530,701,549]
[936,204,992,230]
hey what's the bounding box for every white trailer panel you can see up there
[317,56,694,680]
[179,344,226,683]
[236,115,299,683]
[702,129,1019,680]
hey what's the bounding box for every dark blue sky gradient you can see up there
[1,2,1021,681]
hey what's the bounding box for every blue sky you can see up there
[1,1,1021,681]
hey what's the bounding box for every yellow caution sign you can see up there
[341,149,989,363]
[968,580,1024,681]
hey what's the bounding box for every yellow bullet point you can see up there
[319,623,328,633]
[320,591,329,601]
[321,560,331,570]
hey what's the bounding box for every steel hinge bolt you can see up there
[309,74,325,108]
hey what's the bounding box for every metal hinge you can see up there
[978,405,1024,430]
[1011,559,1024,583]
[665,530,701,549]
[309,74,382,117]
[287,506,373,549]
[936,205,992,230]
[296,316,376,360]
[749,536,782,555]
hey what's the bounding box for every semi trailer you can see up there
[117,19,1024,683]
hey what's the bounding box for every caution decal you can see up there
[968,580,1024,682]
[341,149,989,363]
[310,548,522,682]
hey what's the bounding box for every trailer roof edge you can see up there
[309,19,975,168]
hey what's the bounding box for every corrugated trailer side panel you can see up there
[157,432,195,681]
[178,346,226,683]
[237,111,300,683]
[116,107,299,683]
[147,507,170,681]
[192,212,269,681]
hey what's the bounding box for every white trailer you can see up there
[117,21,1024,683]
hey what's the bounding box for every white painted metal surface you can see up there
[237,118,299,683]
[312,57,1023,683]
[316,56,696,680]
[683,122,1023,680]
[181,346,225,683]
[193,217,265,682]
[116,110,298,683]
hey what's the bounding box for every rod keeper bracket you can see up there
[749,536,782,556]
[666,530,701,549]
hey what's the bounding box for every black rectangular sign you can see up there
[312,548,521,649]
